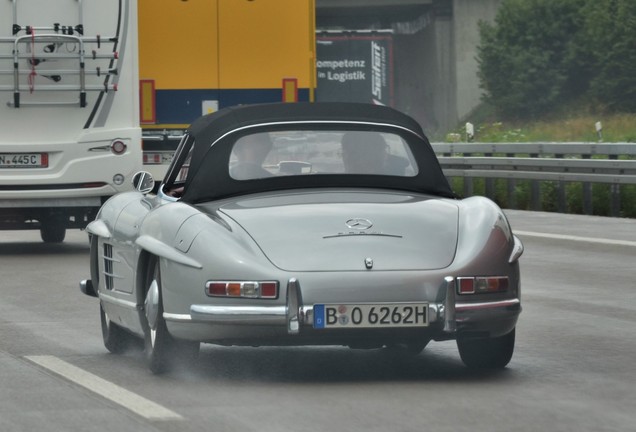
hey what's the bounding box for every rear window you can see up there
[229,130,418,181]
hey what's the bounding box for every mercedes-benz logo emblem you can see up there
[345,218,373,230]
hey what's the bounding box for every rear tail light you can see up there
[206,281,279,299]
[143,152,165,165]
[457,276,509,295]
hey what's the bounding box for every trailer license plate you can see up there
[313,303,429,329]
[0,153,48,168]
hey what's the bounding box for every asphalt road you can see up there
[1,210,635,432]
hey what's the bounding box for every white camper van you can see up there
[0,0,141,242]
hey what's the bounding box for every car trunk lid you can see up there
[212,191,458,272]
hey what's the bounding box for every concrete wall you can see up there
[453,0,501,122]
[391,0,501,137]
[315,0,501,137]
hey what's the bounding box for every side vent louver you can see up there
[103,243,114,290]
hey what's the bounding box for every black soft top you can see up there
[178,102,454,203]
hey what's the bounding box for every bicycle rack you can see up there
[0,0,119,107]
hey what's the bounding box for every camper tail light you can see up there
[143,152,162,164]
[206,281,279,299]
[143,152,172,165]
[457,276,509,295]
[111,140,127,155]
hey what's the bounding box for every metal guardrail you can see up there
[431,142,636,217]
[138,136,636,216]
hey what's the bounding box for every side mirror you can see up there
[132,171,155,194]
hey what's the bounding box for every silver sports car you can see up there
[80,102,523,373]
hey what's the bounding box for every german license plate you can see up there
[0,153,48,168]
[313,303,429,329]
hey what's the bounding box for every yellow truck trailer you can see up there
[138,0,316,175]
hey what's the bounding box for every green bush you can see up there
[581,1,636,112]
[477,0,585,119]
[478,0,636,119]
[448,177,636,218]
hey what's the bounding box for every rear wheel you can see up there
[143,256,199,374]
[40,221,66,243]
[457,328,515,369]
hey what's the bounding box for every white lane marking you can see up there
[514,230,636,248]
[25,355,182,421]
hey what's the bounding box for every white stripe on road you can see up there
[514,230,636,248]
[25,355,182,421]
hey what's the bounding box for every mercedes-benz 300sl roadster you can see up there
[80,102,523,373]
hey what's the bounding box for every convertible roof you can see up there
[186,102,425,172]
[188,102,426,142]
[179,102,455,202]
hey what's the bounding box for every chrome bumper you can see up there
[167,277,520,334]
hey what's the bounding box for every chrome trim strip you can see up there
[443,276,456,333]
[286,278,301,334]
[209,121,425,150]
[174,299,519,327]
[86,219,111,238]
[456,298,520,312]
[163,313,192,322]
[322,233,403,239]
[189,305,286,324]
[428,303,442,323]
[509,235,524,263]
[99,293,138,310]
[102,271,125,280]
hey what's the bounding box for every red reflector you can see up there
[458,277,475,294]
[41,153,49,167]
[207,282,226,296]
[260,282,278,298]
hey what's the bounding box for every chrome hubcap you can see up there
[104,310,111,330]
[145,279,159,330]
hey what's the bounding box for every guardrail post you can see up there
[485,153,494,200]
[556,154,566,213]
[530,153,541,210]
[582,154,593,215]
[610,184,621,217]
[609,154,621,217]
[506,153,516,209]
[463,152,473,197]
